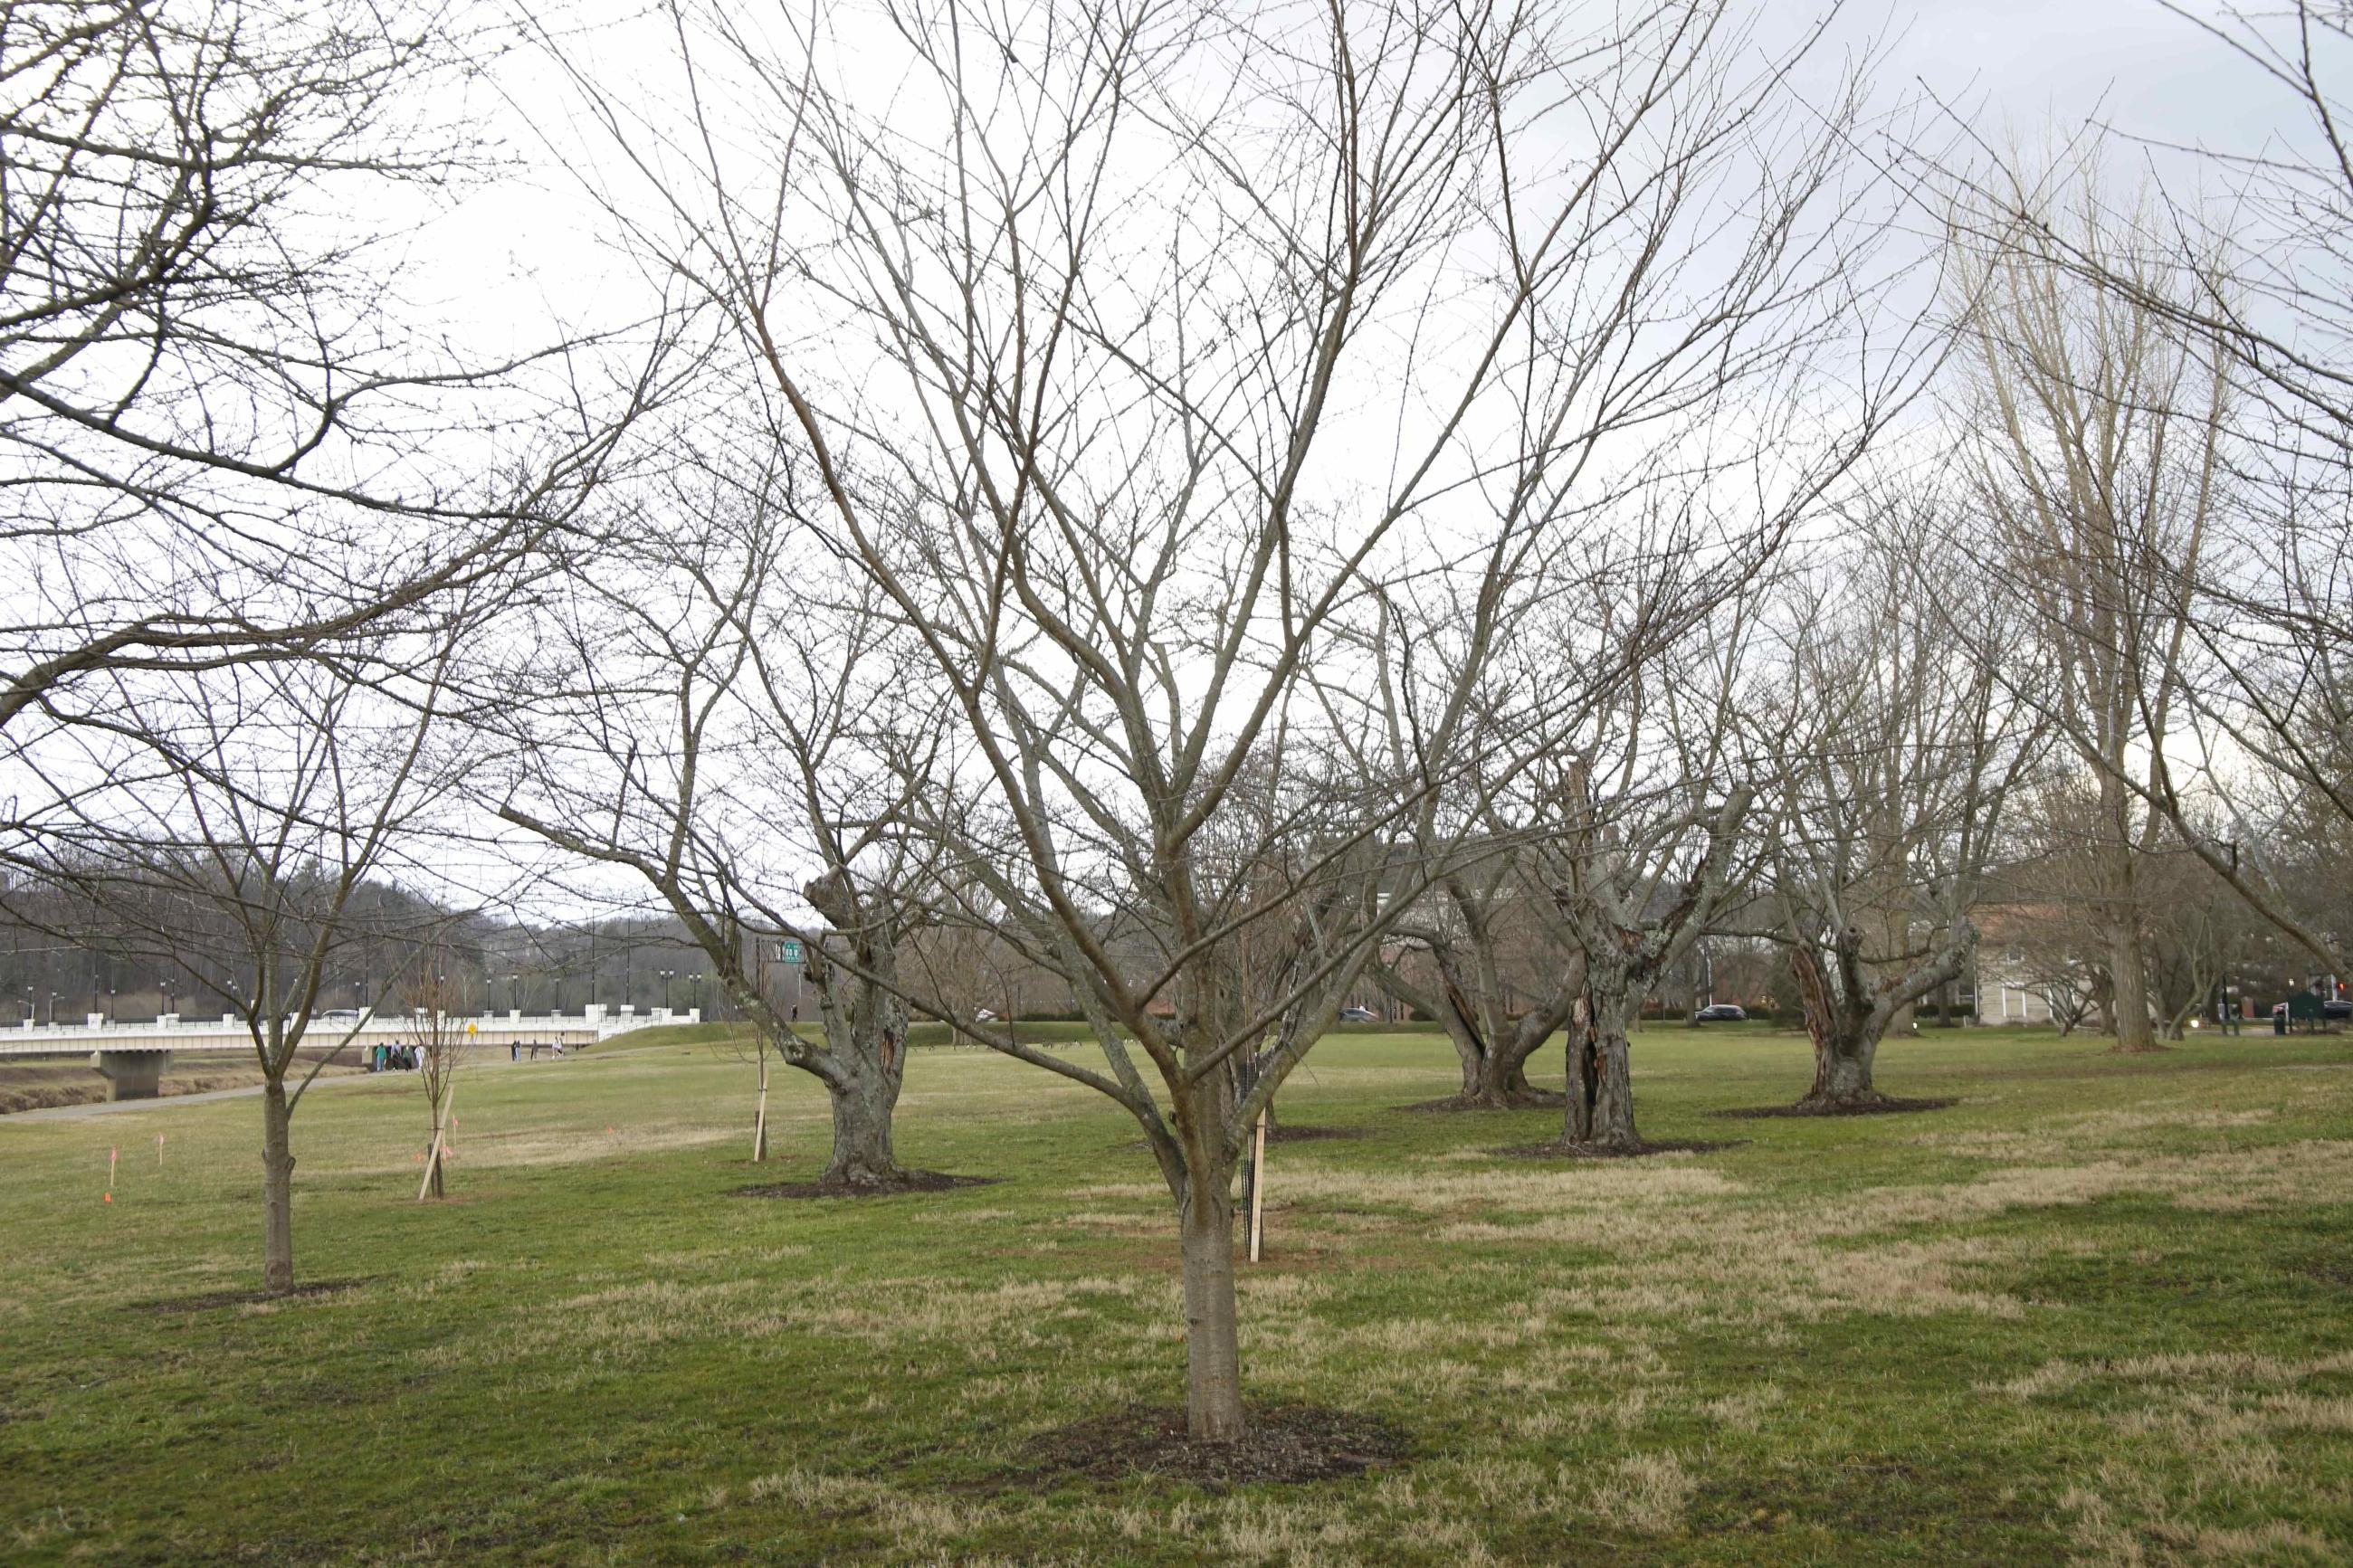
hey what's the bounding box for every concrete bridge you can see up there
[0,1006,702,1100]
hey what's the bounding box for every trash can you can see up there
[2273,1010,2288,1036]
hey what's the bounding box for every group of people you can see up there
[367,1042,421,1072]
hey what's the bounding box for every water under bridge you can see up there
[0,1007,702,1099]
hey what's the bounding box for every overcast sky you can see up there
[425,0,2321,356]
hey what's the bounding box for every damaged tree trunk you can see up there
[1784,917,1977,1111]
[1566,978,1642,1148]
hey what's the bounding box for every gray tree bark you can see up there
[1566,984,1642,1148]
[261,1077,296,1295]
[1176,1162,1243,1440]
[819,1049,906,1188]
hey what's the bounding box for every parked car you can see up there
[974,1008,999,1023]
[2329,999,2352,1021]
[1691,1003,1747,1023]
[1337,1006,1379,1023]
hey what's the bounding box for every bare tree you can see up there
[6,632,470,1292]
[1926,15,2353,972]
[401,950,473,1199]
[1950,166,2232,1051]
[492,468,949,1191]
[1749,513,2033,1108]
[0,0,653,751]
[547,0,1921,1440]
[1530,628,1758,1151]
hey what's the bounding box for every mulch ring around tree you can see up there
[1495,1138,1746,1161]
[1007,1402,1412,1488]
[1716,1096,1961,1120]
[1263,1124,1367,1145]
[1395,1089,1568,1113]
[134,1278,370,1313]
[727,1171,999,1201]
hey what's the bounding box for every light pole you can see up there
[509,972,520,1012]
[660,968,676,1012]
[689,973,704,1017]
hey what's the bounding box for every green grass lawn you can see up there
[3,1022,2349,1564]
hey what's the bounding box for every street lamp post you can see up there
[660,968,675,1012]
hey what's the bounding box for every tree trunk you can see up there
[425,1104,447,1199]
[1567,987,1640,1149]
[819,1054,905,1187]
[261,1077,296,1295]
[1177,1166,1244,1441]
[2106,918,2162,1052]
[1469,1049,1538,1104]
[1802,1022,1881,1106]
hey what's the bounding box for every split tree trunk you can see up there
[261,1077,296,1295]
[1467,1050,1540,1105]
[1803,1023,1881,1107]
[1177,1163,1244,1440]
[1567,989,1640,1149]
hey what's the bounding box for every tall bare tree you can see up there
[1951,169,2231,1051]
[492,465,949,1191]
[548,0,1922,1440]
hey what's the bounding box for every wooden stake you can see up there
[752,1053,770,1162]
[418,1072,457,1202]
[1246,1112,1268,1263]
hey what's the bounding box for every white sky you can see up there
[414,0,2315,357]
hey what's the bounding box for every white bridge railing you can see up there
[0,1006,700,1057]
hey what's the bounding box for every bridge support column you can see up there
[91,1050,169,1101]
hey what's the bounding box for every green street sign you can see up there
[777,939,804,965]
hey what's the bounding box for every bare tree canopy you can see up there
[0,0,652,745]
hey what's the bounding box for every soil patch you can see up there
[136,1278,369,1313]
[1717,1096,1960,1119]
[1396,1090,1567,1113]
[1497,1138,1745,1160]
[1009,1402,1411,1488]
[728,1171,998,1200]
[1264,1124,1367,1145]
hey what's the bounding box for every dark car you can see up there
[1337,1006,1380,1023]
[1691,1003,1747,1023]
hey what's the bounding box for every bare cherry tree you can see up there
[491,462,950,1191]
[0,0,653,751]
[5,631,471,1292]
[1526,614,1759,1151]
[1748,511,2034,1109]
[548,0,1921,1440]
[402,949,473,1199]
